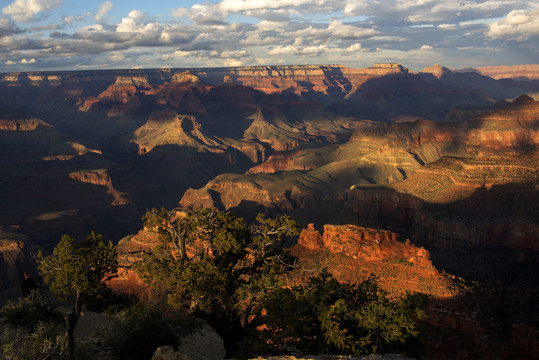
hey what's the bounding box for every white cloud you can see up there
[171,3,225,25]
[219,0,323,13]
[223,59,243,66]
[189,3,225,25]
[327,20,378,39]
[488,8,539,40]
[269,44,330,56]
[0,0,537,72]
[171,7,190,18]
[2,0,62,23]
[5,58,36,65]
[343,42,365,52]
[95,1,113,23]
[438,23,456,29]
[117,10,146,32]
[212,49,250,58]
[256,20,285,31]
[173,50,193,58]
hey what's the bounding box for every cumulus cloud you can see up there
[488,7,539,40]
[342,42,365,52]
[2,0,62,23]
[171,3,226,25]
[5,57,35,65]
[116,10,147,32]
[344,0,528,24]
[190,3,226,25]
[269,44,332,57]
[0,0,537,71]
[95,1,113,23]
[219,0,324,13]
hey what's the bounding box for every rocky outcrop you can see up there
[299,224,431,266]
[107,229,157,302]
[247,151,313,174]
[68,169,130,206]
[420,64,451,79]
[178,176,315,219]
[171,71,202,86]
[130,110,222,154]
[365,63,410,76]
[79,75,153,113]
[294,223,454,298]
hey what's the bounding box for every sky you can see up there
[0,0,537,72]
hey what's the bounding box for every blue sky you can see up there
[0,0,537,72]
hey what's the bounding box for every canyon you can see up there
[0,62,537,358]
[0,63,537,286]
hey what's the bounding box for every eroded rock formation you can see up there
[68,169,130,206]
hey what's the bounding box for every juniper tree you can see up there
[38,232,118,359]
[135,207,300,358]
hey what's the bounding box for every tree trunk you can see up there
[64,291,83,360]
[221,329,245,359]
[194,312,246,359]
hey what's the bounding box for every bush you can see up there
[91,303,200,360]
[260,271,430,356]
[0,297,62,330]
[84,287,137,314]
[0,321,65,360]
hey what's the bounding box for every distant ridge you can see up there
[469,64,539,80]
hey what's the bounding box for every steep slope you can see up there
[131,110,222,154]
[178,96,538,287]
[178,120,428,220]
[180,94,537,219]
[342,97,538,286]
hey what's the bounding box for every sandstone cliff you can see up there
[68,169,130,206]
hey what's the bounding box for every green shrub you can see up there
[260,271,430,356]
[0,321,65,360]
[84,287,137,314]
[92,303,200,360]
[0,297,62,330]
